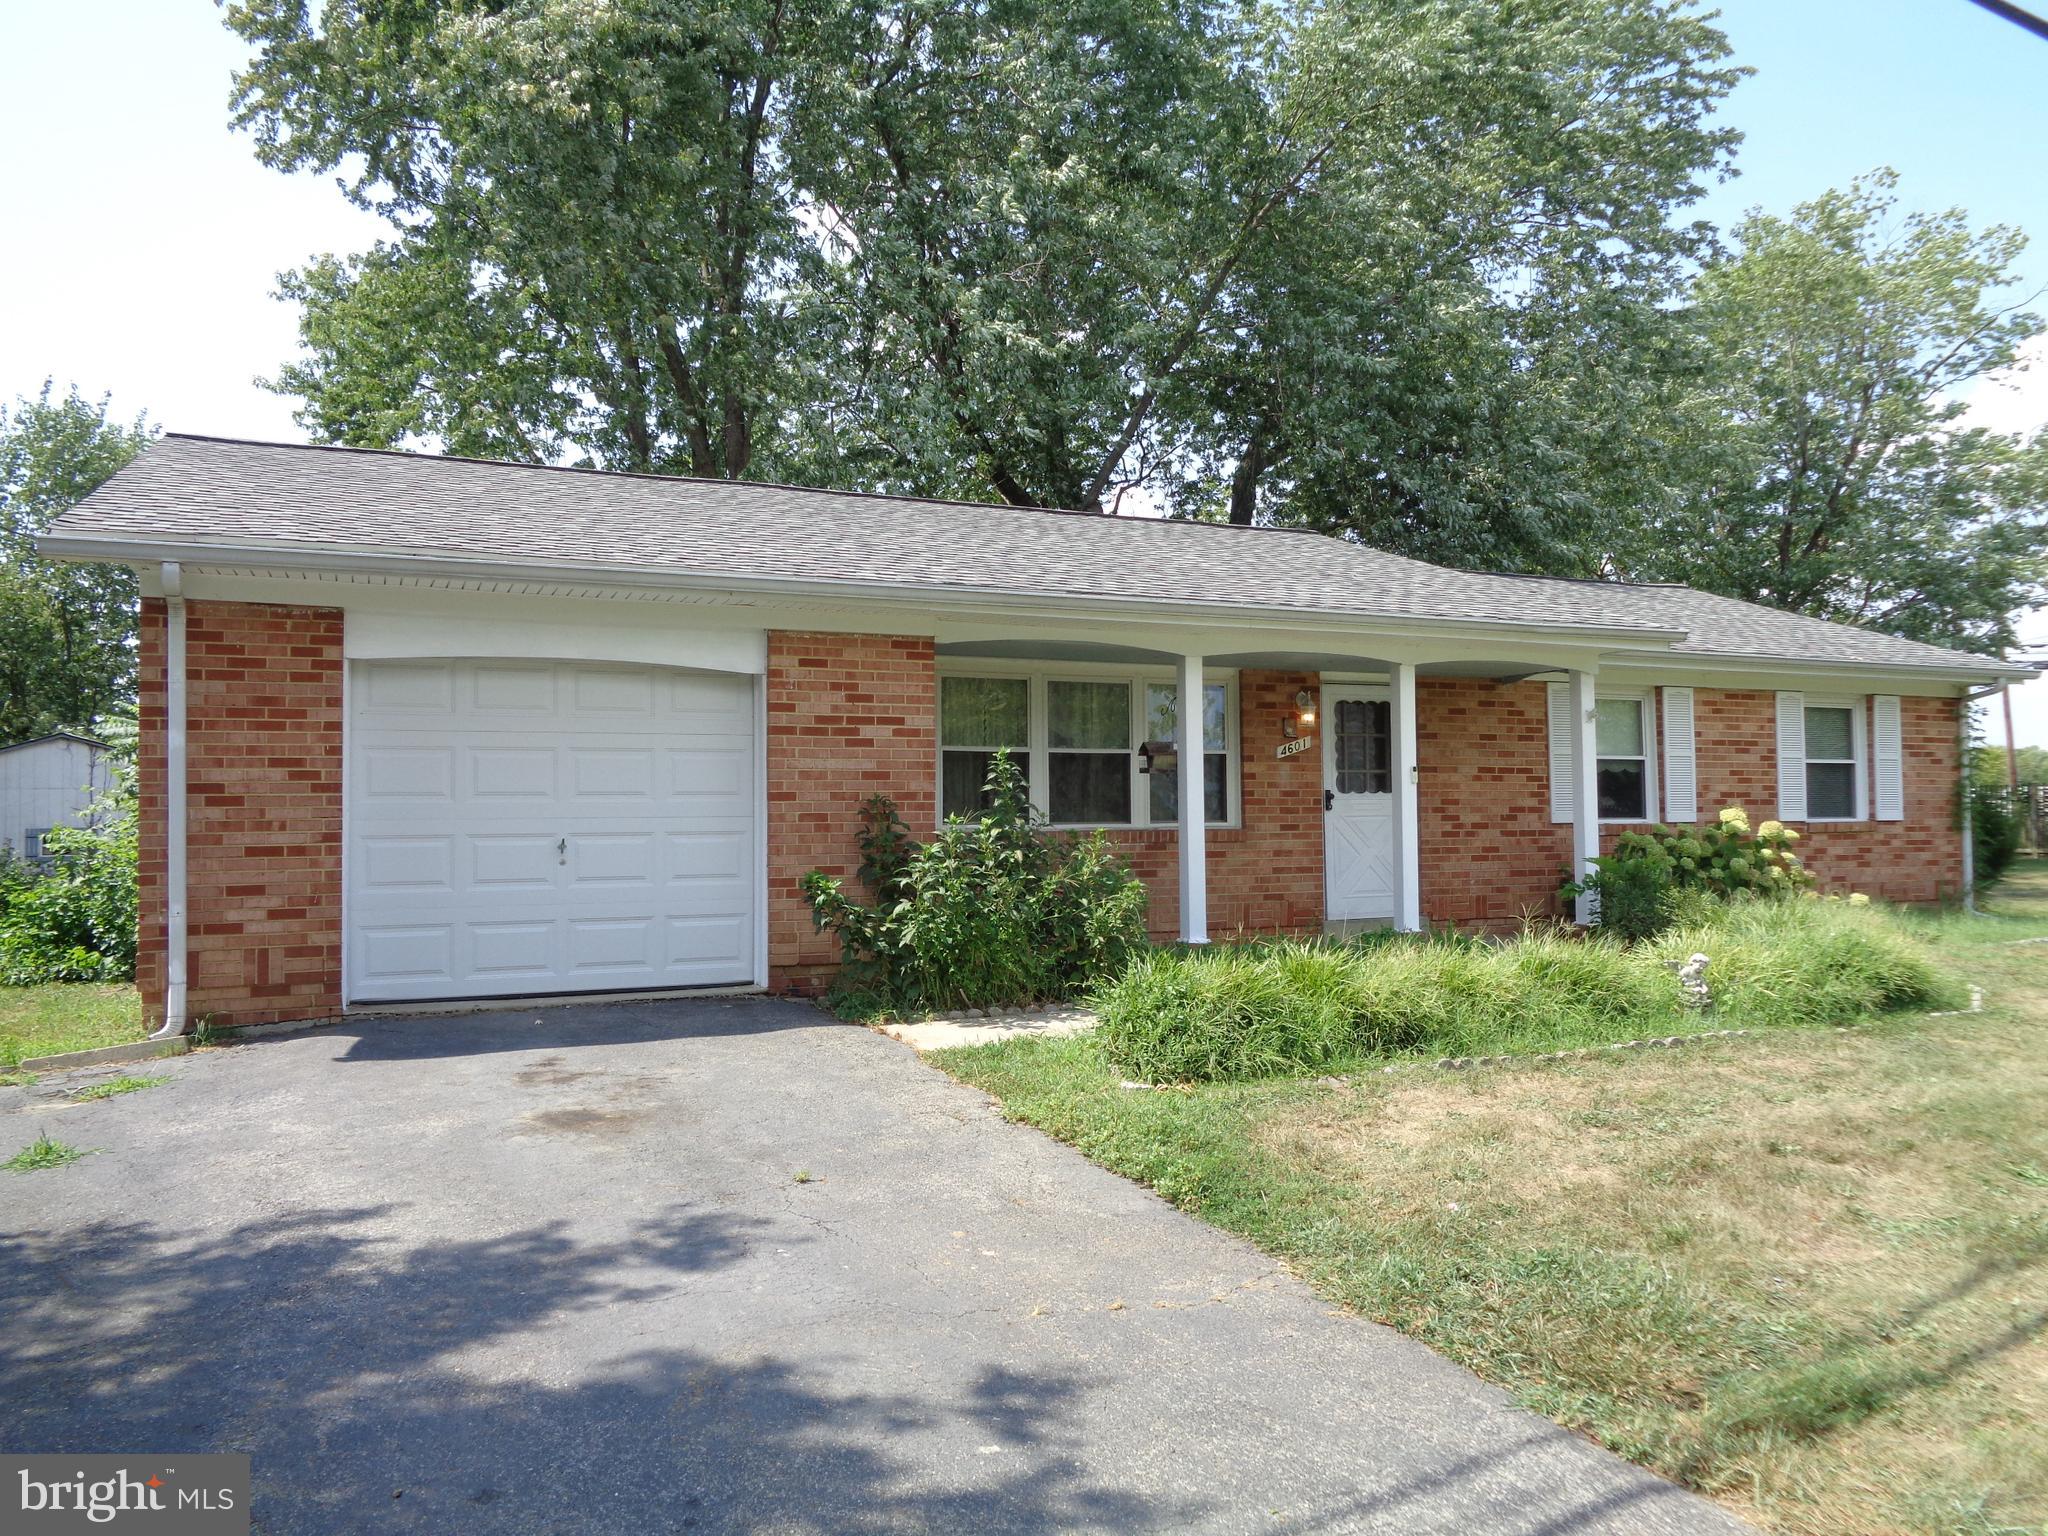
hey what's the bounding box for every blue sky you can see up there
[4,1,2045,730]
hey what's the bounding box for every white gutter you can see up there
[149,561,189,1039]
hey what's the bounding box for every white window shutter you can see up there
[1776,691,1807,821]
[1661,686,1697,823]
[1872,695,1904,821]
[1547,682,1574,823]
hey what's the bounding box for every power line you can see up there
[1969,0,2048,41]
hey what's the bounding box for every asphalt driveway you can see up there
[0,999,1748,1534]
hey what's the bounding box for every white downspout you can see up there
[149,561,189,1039]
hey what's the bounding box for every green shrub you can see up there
[1571,839,1678,943]
[0,818,137,985]
[0,713,138,987]
[803,751,1149,1013]
[1970,782,2023,886]
[1565,806,1815,942]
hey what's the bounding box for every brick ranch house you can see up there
[41,435,2029,1033]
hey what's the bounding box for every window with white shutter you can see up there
[1775,692,1807,821]
[1872,696,1904,821]
[1777,692,1868,822]
[1661,686,1697,823]
[1547,682,1574,823]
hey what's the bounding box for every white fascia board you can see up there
[57,532,1688,653]
[1596,652,2030,692]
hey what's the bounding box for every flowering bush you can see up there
[1563,805,1815,942]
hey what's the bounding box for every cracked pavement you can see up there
[0,998,1750,1534]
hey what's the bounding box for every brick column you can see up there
[764,632,937,993]
[138,599,344,1029]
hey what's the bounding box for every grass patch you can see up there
[69,1073,167,1102]
[5,1132,85,1172]
[1095,898,1958,1083]
[0,1071,35,1088]
[938,872,2048,1535]
[0,983,144,1067]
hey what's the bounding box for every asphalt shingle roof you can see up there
[45,435,2016,678]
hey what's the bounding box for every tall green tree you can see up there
[1618,173,2048,651]
[231,0,819,475]
[227,0,1740,563]
[0,383,153,743]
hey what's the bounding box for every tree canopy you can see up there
[1615,173,2047,653]
[223,2,2045,650]
[0,383,152,744]
[226,0,1738,553]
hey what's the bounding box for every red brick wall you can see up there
[1413,680,1965,925]
[765,632,939,992]
[1416,679,1572,927]
[138,599,344,1030]
[762,643,1324,990]
[1692,689,1963,903]
[136,610,1965,1016]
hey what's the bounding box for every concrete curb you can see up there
[1923,985,1987,1019]
[19,1037,193,1073]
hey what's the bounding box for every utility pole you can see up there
[2006,684,2021,788]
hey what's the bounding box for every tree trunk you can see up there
[1228,420,1269,525]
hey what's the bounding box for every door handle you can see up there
[1324,789,1335,812]
[557,836,567,865]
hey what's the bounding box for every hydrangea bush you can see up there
[1563,806,1816,942]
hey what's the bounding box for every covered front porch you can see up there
[931,617,1650,944]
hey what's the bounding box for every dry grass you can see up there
[941,865,2048,1536]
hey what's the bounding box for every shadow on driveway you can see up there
[2,1203,1179,1533]
[0,999,1747,1534]
[325,994,833,1063]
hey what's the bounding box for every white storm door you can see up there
[1323,687,1395,921]
[348,659,757,1003]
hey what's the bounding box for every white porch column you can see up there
[1568,667,1601,925]
[1177,651,1209,944]
[1391,662,1422,932]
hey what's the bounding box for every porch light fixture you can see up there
[1138,739,1177,775]
[1295,687,1318,727]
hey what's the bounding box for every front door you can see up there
[1323,687,1395,921]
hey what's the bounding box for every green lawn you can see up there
[0,982,144,1068]
[936,867,2048,1536]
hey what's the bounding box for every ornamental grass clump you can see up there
[1096,892,1960,1084]
[1092,943,1362,1083]
[1649,896,1963,1028]
[1097,929,1681,1083]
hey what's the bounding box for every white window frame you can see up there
[936,660,1241,830]
[1595,691,1658,826]
[1802,696,1867,823]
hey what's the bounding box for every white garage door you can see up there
[348,659,758,1003]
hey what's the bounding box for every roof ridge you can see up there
[156,433,1333,539]
[1470,567,1693,593]
[0,731,106,754]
